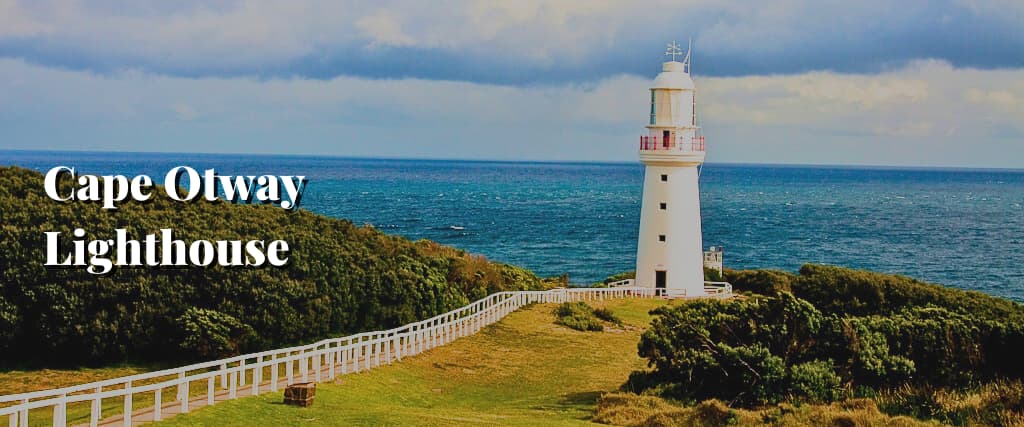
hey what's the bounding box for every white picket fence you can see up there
[607,279,733,297]
[0,285,730,427]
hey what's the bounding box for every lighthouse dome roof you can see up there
[652,61,695,90]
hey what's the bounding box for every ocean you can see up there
[3,150,1023,300]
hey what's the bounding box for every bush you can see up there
[788,360,847,403]
[554,302,604,332]
[593,307,622,325]
[176,308,254,360]
[723,268,794,296]
[637,295,819,406]
[634,265,1024,414]
[792,264,1024,323]
[635,288,1024,407]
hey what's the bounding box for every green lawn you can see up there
[161,298,672,426]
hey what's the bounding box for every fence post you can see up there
[207,376,215,406]
[353,343,361,372]
[374,337,382,366]
[286,356,294,385]
[178,370,189,413]
[154,388,162,421]
[446,316,453,344]
[438,318,445,346]
[53,392,67,427]
[19,398,26,427]
[271,354,280,391]
[340,345,348,374]
[253,355,262,396]
[229,369,237,399]
[329,345,337,379]
[393,334,401,360]
[364,341,372,371]
[123,381,133,427]
[90,387,101,427]
[239,359,246,387]
[301,351,309,383]
[258,355,266,394]
[314,349,322,382]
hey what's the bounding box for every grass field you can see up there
[155,298,673,426]
[0,366,150,396]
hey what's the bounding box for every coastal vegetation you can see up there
[0,166,555,367]
[624,265,1024,425]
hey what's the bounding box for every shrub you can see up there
[637,295,819,406]
[554,302,604,332]
[788,360,847,403]
[724,268,795,296]
[634,266,1024,414]
[176,308,254,360]
[593,307,622,325]
[792,264,1024,323]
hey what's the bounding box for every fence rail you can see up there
[0,285,729,427]
[607,279,733,296]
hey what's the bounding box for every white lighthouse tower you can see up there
[635,41,708,297]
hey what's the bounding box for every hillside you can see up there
[0,166,555,366]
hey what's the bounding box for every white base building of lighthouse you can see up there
[633,42,731,298]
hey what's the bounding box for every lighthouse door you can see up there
[655,271,667,289]
[662,130,671,148]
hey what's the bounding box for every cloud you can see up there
[1,57,1021,167]
[356,11,416,48]
[0,0,51,37]
[966,89,1021,112]
[0,0,1021,84]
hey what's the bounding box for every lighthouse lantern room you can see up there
[635,41,715,297]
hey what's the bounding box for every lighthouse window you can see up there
[650,90,656,125]
[661,174,668,182]
[659,235,666,242]
[660,202,667,210]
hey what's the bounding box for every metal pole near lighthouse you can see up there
[635,41,707,297]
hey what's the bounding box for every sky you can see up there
[0,0,1022,167]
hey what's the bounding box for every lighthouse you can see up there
[635,41,708,297]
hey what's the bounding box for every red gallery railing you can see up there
[639,135,705,152]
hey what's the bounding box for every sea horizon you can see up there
[4,148,1022,174]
